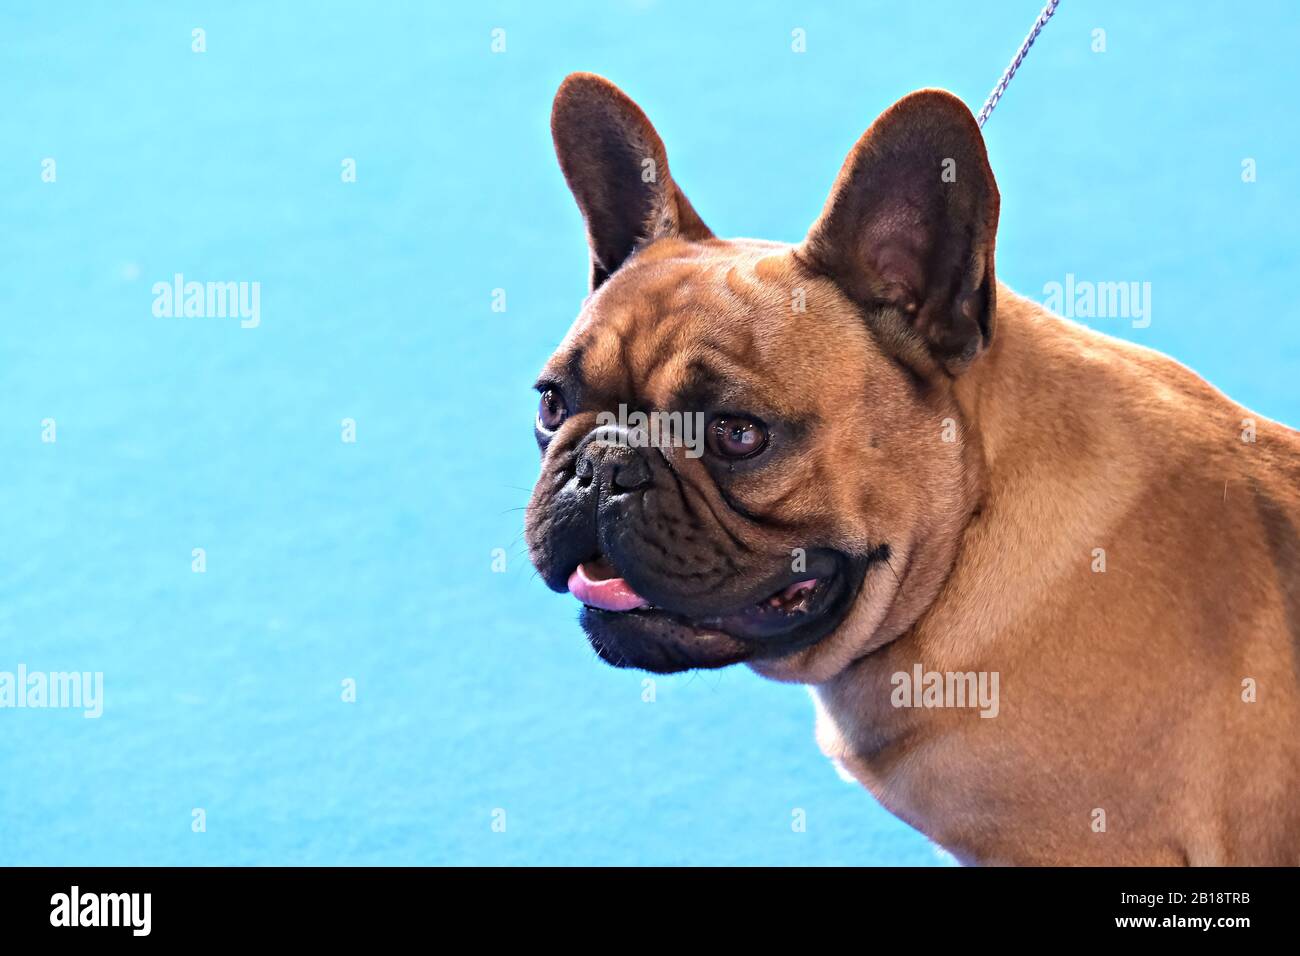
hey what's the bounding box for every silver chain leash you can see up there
[976,0,1061,128]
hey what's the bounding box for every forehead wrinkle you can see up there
[641,308,765,410]
[723,263,768,311]
[621,266,717,403]
[694,281,763,361]
[573,248,806,409]
[632,306,685,372]
[642,350,693,408]
[683,353,788,413]
[724,257,792,314]
[580,313,634,395]
[649,285,762,378]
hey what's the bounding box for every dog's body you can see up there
[526,74,1300,865]
[815,289,1300,865]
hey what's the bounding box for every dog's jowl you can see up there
[525,73,1300,866]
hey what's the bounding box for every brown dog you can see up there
[525,72,1300,865]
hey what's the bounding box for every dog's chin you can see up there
[578,554,867,674]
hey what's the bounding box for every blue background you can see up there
[1,1,1296,865]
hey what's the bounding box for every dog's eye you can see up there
[708,416,768,459]
[537,388,568,432]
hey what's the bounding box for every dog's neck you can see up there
[952,286,1062,486]
[815,286,1120,774]
[917,285,1114,656]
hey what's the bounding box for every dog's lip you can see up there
[581,606,753,673]
[566,552,841,642]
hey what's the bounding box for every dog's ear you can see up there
[801,90,1000,375]
[552,72,713,290]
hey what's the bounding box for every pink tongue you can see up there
[568,562,649,612]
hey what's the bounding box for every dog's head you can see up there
[526,73,999,683]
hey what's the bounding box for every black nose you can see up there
[576,442,651,494]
